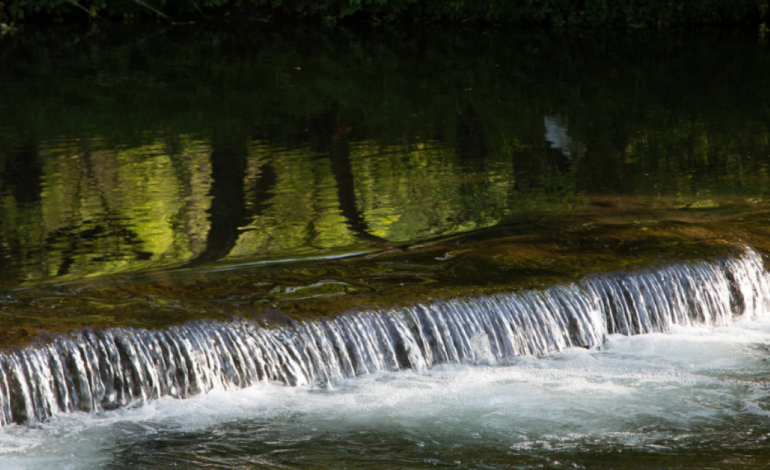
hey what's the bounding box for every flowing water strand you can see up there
[0,248,768,426]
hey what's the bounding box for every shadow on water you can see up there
[193,139,249,264]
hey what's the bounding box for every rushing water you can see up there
[1,248,768,428]
[5,310,770,468]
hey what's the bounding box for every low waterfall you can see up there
[1,248,768,426]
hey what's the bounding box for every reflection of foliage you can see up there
[231,142,359,257]
[619,120,770,198]
[351,141,515,242]
[0,28,768,286]
[0,138,214,283]
[38,139,214,279]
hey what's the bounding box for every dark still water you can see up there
[0,26,769,286]
[1,26,770,469]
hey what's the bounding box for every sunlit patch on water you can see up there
[4,317,770,469]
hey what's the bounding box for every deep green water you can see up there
[1,25,770,469]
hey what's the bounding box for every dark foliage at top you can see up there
[0,0,767,26]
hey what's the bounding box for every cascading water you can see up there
[1,247,768,427]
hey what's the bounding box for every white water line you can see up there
[0,247,768,426]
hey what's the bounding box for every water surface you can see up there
[0,26,768,287]
[1,25,770,469]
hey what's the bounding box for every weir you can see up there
[1,248,768,426]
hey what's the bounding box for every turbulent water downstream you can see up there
[2,247,768,428]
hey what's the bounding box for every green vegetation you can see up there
[0,0,767,26]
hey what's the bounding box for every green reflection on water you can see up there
[0,26,767,322]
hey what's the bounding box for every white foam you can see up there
[4,317,770,469]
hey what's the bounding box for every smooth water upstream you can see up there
[1,25,770,468]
